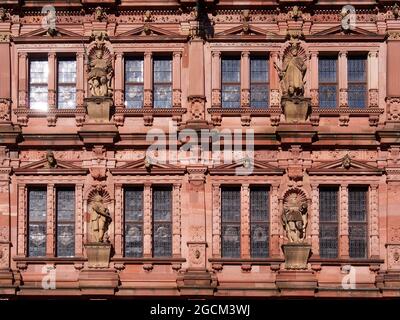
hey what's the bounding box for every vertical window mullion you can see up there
[250,187,269,258]
[124,187,144,257]
[221,187,241,258]
[319,187,339,258]
[56,188,75,257]
[28,188,47,257]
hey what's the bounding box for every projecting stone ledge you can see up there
[276,123,317,144]
[78,123,119,145]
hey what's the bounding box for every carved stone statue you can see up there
[44,151,57,168]
[87,45,113,98]
[89,194,112,243]
[274,42,307,98]
[282,191,308,243]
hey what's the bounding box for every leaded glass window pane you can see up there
[348,56,367,109]
[222,57,240,108]
[125,58,144,108]
[318,57,338,108]
[29,59,48,110]
[56,188,75,257]
[250,57,269,108]
[28,188,47,257]
[319,187,339,258]
[153,186,172,257]
[153,57,172,108]
[250,187,269,258]
[221,187,241,258]
[57,59,76,109]
[124,188,144,257]
[348,187,368,258]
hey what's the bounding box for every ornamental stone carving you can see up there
[88,192,112,243]
[282,188,308,243]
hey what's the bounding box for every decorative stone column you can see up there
[241,51,250,108]
[0,34,11,122]
[18,52,28,109]
[144,52,153,108]
[114,184,123,258]
[211,183,221,258]
[338,51,348,108]
[269,51,280,109]
[241,184,250,258]
[339,184,349,258]
[46,184,55,257]
[172,183,181,258]
[309,51,319,108]
[310,184,319,257]
[368,51,379,108]
[369,184,379,258]
[75,184,84,257]
[17,184,26,256]
[270,184,281,257]
[143,183,152,258]
[48,52,56,110]
[75,52,86,126]
[172,52,182,108]
[211,51,221,108]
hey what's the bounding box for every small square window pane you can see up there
[154,59,172,83]
[222,58,240,83]
[58,85,76,109]
[222,85,240,108]
[125,85,144,108]
[125,59,144,83]
[30,60,49,84]
[154,84,172,108]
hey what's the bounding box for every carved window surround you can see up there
[210,171,283,270]
[111,160,184,270]
[308,171,382,261]
[209,46,281,126]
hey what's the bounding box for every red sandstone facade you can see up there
[0,0,400,298]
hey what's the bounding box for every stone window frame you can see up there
[209,175,283,272]
[308,43,382,126]
[13,177,85,270]
[308,177,381,266]
[112,175,184,272]
[208,43,282,126]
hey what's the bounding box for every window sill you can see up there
[209,257,284,272]
[111,257,186,272]
[309,258,384,266]
[311,107,383,115]
[13,256,86,270]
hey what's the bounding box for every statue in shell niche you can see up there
[281,188,312,270]
[274,35,310,122]
[84,33,114,123]
[88,191,112,243]
[282,189,308,243]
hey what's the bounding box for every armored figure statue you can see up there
[282,192,308,243]
[87,46,113,98]
[274,42,307,98]
[89,194,112,243]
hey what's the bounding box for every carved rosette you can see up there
[0,98,10,121]
[368,89,378,108]
[387,97,400,121]
[188,95,206,120]
[212,89,221,108]
[339,89,348,108]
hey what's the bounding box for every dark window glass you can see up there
[56,188,75,257]
[318,57,338,108]
[250,187,269,258]
[124,187,144,257]
[153,57,172,108]
[250,57,269,108]
[221,187,241,258]
[348,187,368,258]
[28,188,47,257]
[319,187,339,258]
[221,57,241,108]
[348,56,367,109]
[125,58,144,108]
[153,186,172,257]
[57,59,76,109]
[29,59,48,110]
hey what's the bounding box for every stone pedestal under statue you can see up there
[85,97,113,123]
[282,242,311,270]
[85,242,112,269]
[281,96,310,123]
